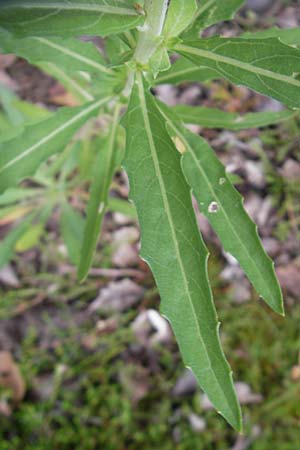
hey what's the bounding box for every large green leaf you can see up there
[0,0,143,37]
[0,28,113,76]
[172,104,296,130]
[77,105,122,282]
[183,0,245,38]
[123,72,242,431]
[176,38,300,109]
[155,57,217,85]
[159,104,283,315]
[0,96,111,194]
[163,0,197,38]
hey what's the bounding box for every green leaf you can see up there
[183,0,245,38]
[61,203,85,265]
[38,62,95,103]
[172,104,296,130]
[164,0,197,38]
[0,96,111,194]
[0,84,24,126]
[77,105,122,282]
[0,0,143,37]
[15,223,44,252]
[123,72,242,431]
[242,27,300,47]
[155,57,217,85]
[159,103,284,315]
[176,38,300,109]
[0,28,114,77]
[150,46,171,77]
[0,213,35,268]
[107,197,137,220]
[0,188,42,206]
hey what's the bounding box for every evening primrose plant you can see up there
[1,0,300,430]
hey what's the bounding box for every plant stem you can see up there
[134,0,169,65]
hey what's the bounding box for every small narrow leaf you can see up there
[38,62,94,103]
[15,223,44,252]
[242,27,300,47]
[164,0,197,38]
[176,38,300,109]
[0,188,40,207]
[0,213,35,268]
[155,57,217,85]
[0,96,111,194]
[0,0,143,37]
[123,73,242,431]
[183,0,245,38]
[61,203,85,265]
[159,104,284,315]
[107,197,137,220]
[172,104,296,130]
[77,105,122,282]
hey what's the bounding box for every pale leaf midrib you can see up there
[44,62,94,101]
[35,37,114,75]
[3,1,138,16]
[173,107,294,127]
[137,73,230,407]
[164,116,277,307]
[176,43,300,89]
[0,96,111,174]
[157,66,207,83]
[194,0,215,21]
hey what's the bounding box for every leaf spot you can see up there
[98,202,105,214]
[208,201,219,213]
[219,177,226,185]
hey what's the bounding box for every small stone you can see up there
[244,161,265,189]
[0,265,20,288]
[112,226,139,245]
[132,309,173,346]
[112,243,138,268]
[277,260,300,297]
[188,413,206,433]
[246,0,273,13]
[89,279,144,313]
[172,369,198,397]
[280,159,300,180]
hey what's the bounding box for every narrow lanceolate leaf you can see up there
[78,105,121,282]
[0,0,143,38]
[163,0,197,38]
[39,62,94,103]
[172,104,296,130]
[155,57,217,85]
[242,27,300,47]
[176,38,300,109]
[0,28,113,77]
[0,212,34,268]
[61,203,85,265]
[0,97,111,194]
[183,0,245,38]
[159,104,283,315]
[123,72,242,431]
